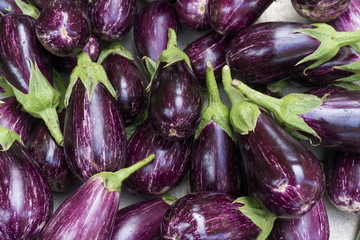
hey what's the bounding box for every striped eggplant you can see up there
[0,0,22,15]
[0,0,39,16]
[331,0,360,31]
[64,52,126,182]
[176,0,210,31]
[39,154,155,240]
[112,197,176,240]
[124,120,191,195]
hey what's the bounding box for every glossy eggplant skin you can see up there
[184,31,229,86]
[226,22,320,85]
[206,0,273,36]
[112,198,171,240]
[331,0,360,31]
[161,192,261,239]
[268,199,330,240]
[237,111,325,218]
[29,0,50,8]
[134,1,178,61]
[39,176,120,240]
[124,120,191,195]
[327,151,360,214]
[64,80,127,182]
[190,121,244,197]
[0,14,52,93]
[101,54,148,126]
[0,0,22,15]
[149,61,202,140]
[0,142,52,240]
[176,0,210,31]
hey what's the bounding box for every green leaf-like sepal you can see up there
[162,195,178,206]
[230,101,261,135]
[97,41,133,65]
[234,196,276,240]
[52,68,67,113]
[0,126,24,151]
[0,76,15,97]
[14,0,39,19]
[143,56,157,77]
[333,60,360,82]
[125,111,148,141]
[65,51,117,107]
[266,79,289,97]
[331,81,360,91]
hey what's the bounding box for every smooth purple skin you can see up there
[305,85,346,97]
[292,0,350,22]
[184,31,229,86]
[39,176,120,240]
[300,91,360,153]
[124,120,191,195]
[161,192,261,239]
[53,34,100,71]
[0,0,23,15]
[206,0,273,36]
[112,198,170,240]
[176,0,210,31]
[36,0,91,57]
[190,122,245,197]
[331,0,360,31]
[268,199,330,240]
[101,54,148,126]
[226,22,320,85]
[0,142,53,240]
[64,80,127,182]
[91,0,136,41]
[149,61,202,140]
[134,1,178,61]
[28,0,50,8]
[237,111,325,218]
[0,14,52,93]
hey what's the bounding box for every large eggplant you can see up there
[331,0,360,31]
[64,52,126,182]
[0,127,52,240]
[39,154,155,240]
[176,0,210,31]
[124,120,191,195]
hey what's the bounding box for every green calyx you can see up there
[93,153,155,192]
[331,81,360,91]
[97,41,133,65]
[14,0,40,19]
[125,111,148,141]
[0,126,24,151]
[65,51,117,107]
[52,68,67,113]
[266,79,289,97]
[162,195,178,206]
[333,60,360,82]
[0,76,15,97]
[234,196,276,240]
[195,61,235,142]
[6,59,63,146]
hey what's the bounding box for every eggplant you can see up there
[39,154,155,240]
[327,151,360,214]
[0,14,63,146]
[331,0,360,31]
[161,192,276,239]
[0,0,39,17]
[28,0,50,8]
[190,61,244,197]
[0,0,22,15]
[112,197,176,240]
[134,1,177,61]
[268,199,330,240]
[176,0,210,31]
[64,52,127,182]
[184,31,229,86]
[206,0,273,36]
[35,0,91,56]
[0,127,52,240]
[124,120,191,195]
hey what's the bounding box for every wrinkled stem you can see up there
[206,61,221,108]
[39,108,64,146]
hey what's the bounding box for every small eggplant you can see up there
[134,1,177,61]
[124,120,191,195]
[39,154,155,240]
[64,52,126,182]
[0,0,39,17]
[176,0,210,31]
[112,196,176,240]
[331,0,360,31]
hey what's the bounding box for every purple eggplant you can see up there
[184,31,229,86]
[268,199,330,240]
[0,128,52,240]
[0,0,22,15]
[28,0,50,8]
[292,0,350,22]
[124,120,191,195]
[176,0,210,31]
[134,1,177,61]
[112,197,176,240]
[36,0,90,56]
[206,0,273,36]
[0,0,39,16]
[331,0,360,31]
[327,151,360,214]
[39,154,155,240]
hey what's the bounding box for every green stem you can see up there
[222,66,245,105]
[166,28,178,48]
[206,61,221,108]
[39,108,64,146]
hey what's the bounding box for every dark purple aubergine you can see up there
[112,197,175,240]
[134,1,178,61]
[176,0,210,31]
[184,31,229,86]
[124,120,191,195]
[206,0,273,36]
[331,0,360,31]
[0,0,22,15]
[292,0,350,22]
[0,132,52,240]
[36,0,90,56]
[268,199,330,240]
[28,0,50,8]
[39,154,155,240]
[327,151,360,214]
